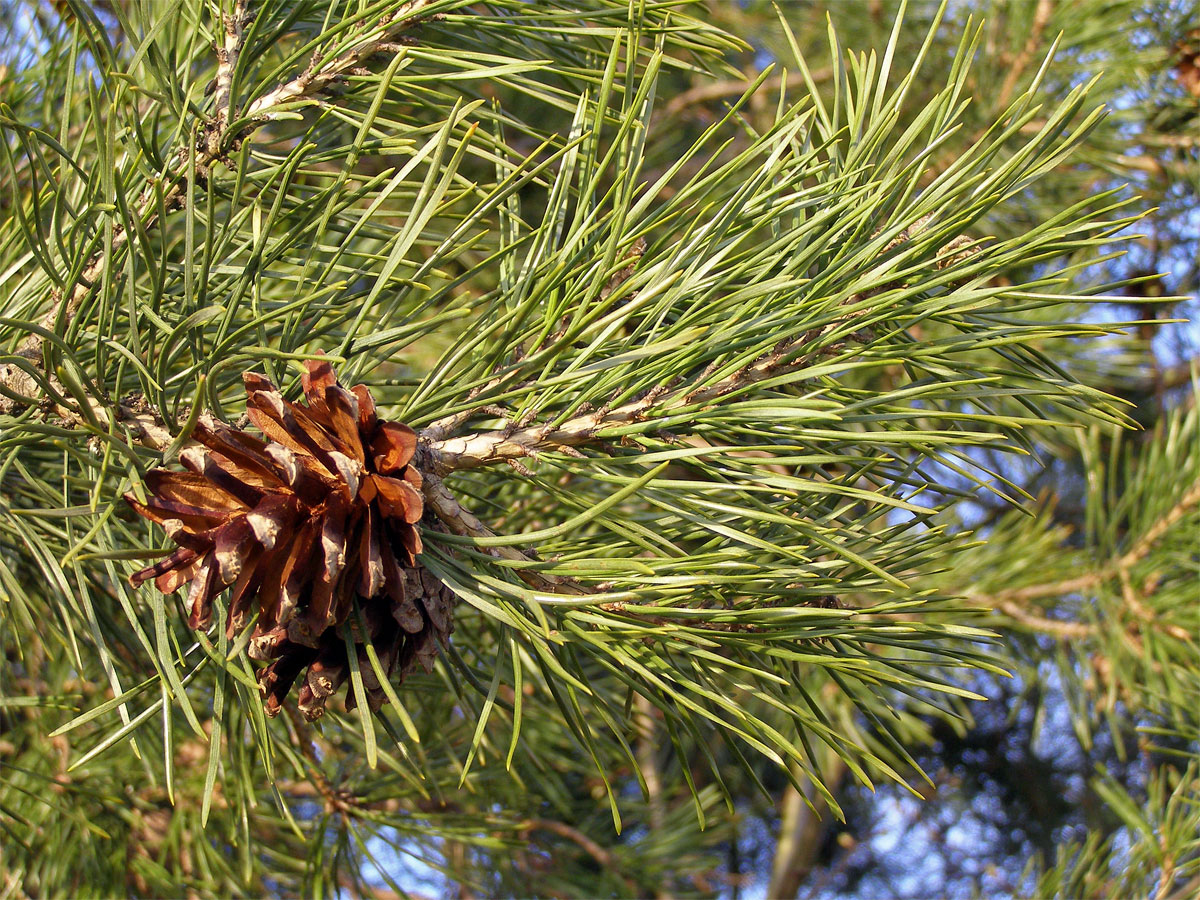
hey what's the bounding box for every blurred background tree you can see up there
[0,1,1196,898]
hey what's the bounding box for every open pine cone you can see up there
[125,359,454,720]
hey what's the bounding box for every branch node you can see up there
[506,458,535,477]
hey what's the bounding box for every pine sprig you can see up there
[2,0,1192,895]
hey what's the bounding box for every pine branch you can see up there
[211,0,250,136]
[518,819,622,871]
[970,475,1200,641]
[658,67,833,122]
[988,601,1097,640]
[423,221,977,475]
[418,465,587,596]
[1,211,980,636]
[0,0,436,416]
[767,757,847,900]
[239,3,432,123]
[995,0,1056,109]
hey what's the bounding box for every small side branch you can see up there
[970,476,1200,641]
[0,0,435,416]
[518,819,618,870]
[418,466,588,597]
[212,0,250,134]
[659,68,833,122]
[422,470,809,635]
[244,1,432,122]
[996,0,1055,109]
[419,464,773,628]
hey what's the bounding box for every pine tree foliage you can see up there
[1028,760,1200,900]
[0,1,1196,897]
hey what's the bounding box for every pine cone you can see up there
[125,359,455,720]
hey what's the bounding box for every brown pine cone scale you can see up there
[126,359,455,721]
